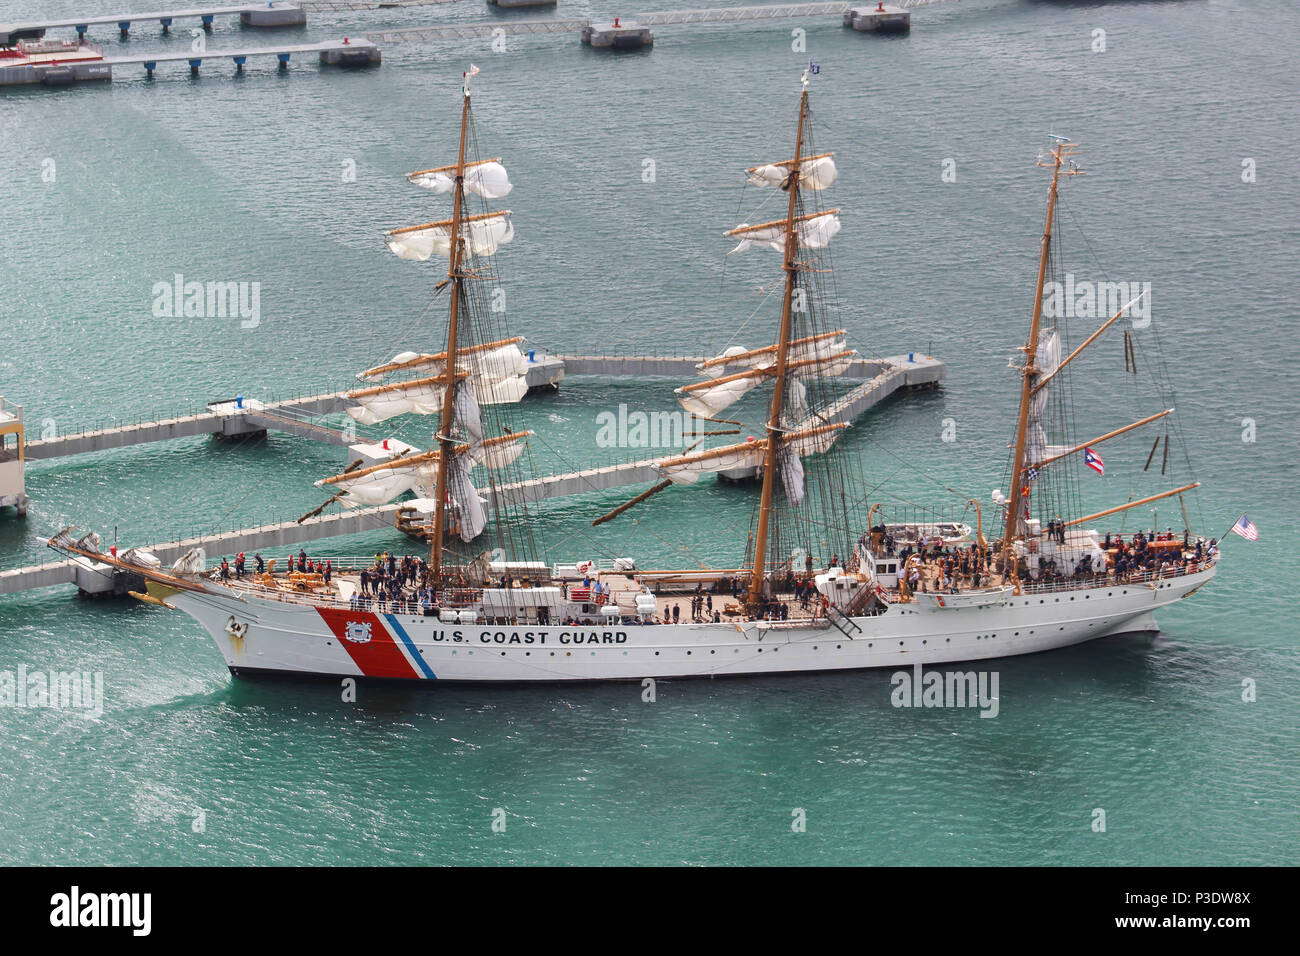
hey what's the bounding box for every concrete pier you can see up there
[22,397,354,461]
[582,20,654,50]
[18,352,939,462]
[366,1,958,51]
[0,456,664,594]
[1,36,380,85]
[843,3,910,33]
[0,4,306,45]
[0,352,945,596]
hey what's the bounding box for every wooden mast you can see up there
[745,81,809,609]
[1000,140,1077,583]
[429,75,473,578]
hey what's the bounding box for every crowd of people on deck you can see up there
[861,523,1218,596]
[210,520,1219,622]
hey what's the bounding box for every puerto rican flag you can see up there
[1084,447,1104,476]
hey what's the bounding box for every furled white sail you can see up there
[1025,330,1061,468]
[659,440,765,484]
[409,161,513,200]
[454,378,483,449]
[171,547,205,575]
[448,454,487,542]
[385,214,514,262]
[728,212,840,255]
[355,342,528,409]
[777,444,806,506]
[698,333,848,375]
[345,379,444,426]
[475,434,529,470]
[656,425,844,485]
[317,461,439,509]
[358,351,424,381]
[676,376,763,418]
[472,342,529,405]
[785,424,844,457]
[675,350,857,418]
[746,155,837,191]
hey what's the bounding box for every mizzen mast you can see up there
[1000,138,1082,583]
[746,77,811,609]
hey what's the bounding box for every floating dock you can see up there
[0,353,943,596]
[367,0,955,51]
[0,4,308,45]
[3,0,957,88]
[0,34,379,85]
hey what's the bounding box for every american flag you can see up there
[1230,514,1259,541]
[1084,447,1104,476]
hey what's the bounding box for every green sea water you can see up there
[0,0,1296,865]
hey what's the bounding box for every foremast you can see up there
[428,72,474,578]
[746,79,810,609]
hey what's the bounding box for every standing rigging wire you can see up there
[1060,196,1205,533]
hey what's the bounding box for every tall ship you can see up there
[49,68,1219,682]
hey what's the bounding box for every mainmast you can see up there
[746,80,810,609]
[428,73,474,577]
[1000,139,1080,582]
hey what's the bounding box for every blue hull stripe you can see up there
[385,614,437,679]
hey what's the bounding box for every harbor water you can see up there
[0,0,1296,864]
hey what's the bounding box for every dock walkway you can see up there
[1,353,943,595]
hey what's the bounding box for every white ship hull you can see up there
[171,564,1215,682]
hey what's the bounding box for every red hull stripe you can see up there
[316,607,420,678]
